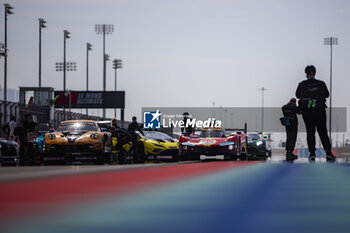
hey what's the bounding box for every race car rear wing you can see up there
[224,123,247,134]
[191,123,247,136]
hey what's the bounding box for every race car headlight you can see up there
[256,141,263,146]
[228,145,234,150]
[48,134,56,140]
[90,133,99,139]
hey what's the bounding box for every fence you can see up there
[0,100,50,131]
[0,100,177,137]
[0,100,130,131]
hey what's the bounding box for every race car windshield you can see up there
[57,122,97,133]
[200,129,225,138]
[248,134,260,140]
[144,132,174,142]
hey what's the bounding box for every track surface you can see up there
[1,153,350,233]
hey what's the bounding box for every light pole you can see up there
[104,53,110,119]
[112,59,122,118]
[86,42,92,115]
[324,37,338,142]
[95,24,114,118]
[38,18,46,105]
[219,106,222,122]
[68,89,72,113]
[212,102,215,118]
[3,3,13,123]
[258,87,267,134]
[38,18,46,89]
[63,30,70,92]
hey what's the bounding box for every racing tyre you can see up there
[179,152,188,161]
[239,154,247,161]
[96,151,106,165]
[134,142,146,164]
[117,150,128,165]
[239,146,247,161]
[172,153,180,162]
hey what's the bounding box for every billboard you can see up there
[54,91,125,108]
[142,107,347,132]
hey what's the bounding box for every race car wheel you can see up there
[179,152,188,161]
[105,152,116,165]
[96,155,105,165]
[230,154,238,161]
[239,145,247,161]
[172,153,180,162]
[134,142,146,164]
[117,149,129,165]
[96,142,106,165]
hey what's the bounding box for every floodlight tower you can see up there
[3,3,14,123]
[258,87,268,134]
[86,43,92,115]
[38,18,47,89]
[112,59,123,118]
[95,24,114,118]
[63,30,70,92]
[324,37,338,142]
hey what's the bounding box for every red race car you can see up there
[179,124,248,161]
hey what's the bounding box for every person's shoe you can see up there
[308,154,316,162]
[286,152,298,161]
[326,151,336,162]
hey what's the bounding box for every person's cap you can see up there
[305,65,316,75]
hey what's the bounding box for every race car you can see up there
[179,124,247,161]
[135,131,179,162]
[0,138,20,166]
[96,120,112,131]
[43,120,111,164]
[247,133,272,159]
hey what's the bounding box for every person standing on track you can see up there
[296,65,335,161]
[128,116,144,135]
[111,118,119,129]
[282,98,301,161]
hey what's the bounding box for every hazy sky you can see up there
[1,0,349,127]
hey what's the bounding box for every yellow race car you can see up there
[110,130,179,164]
[135,131,179,162]
[43,120,111,164]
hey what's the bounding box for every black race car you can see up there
[247,133,271,159]
[0,138,20,166]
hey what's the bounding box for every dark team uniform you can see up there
[282,102,301,154]
[181,117,193,135]
[128,122,143,134]
[296,78,332,156]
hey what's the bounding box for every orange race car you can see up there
[43,120,111,164]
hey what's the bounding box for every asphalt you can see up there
[1,151,350,233]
